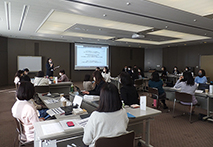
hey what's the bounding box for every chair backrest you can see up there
[175,91,192,103]
[14,118,24,136]
[148,87,158,96]
[134,79,143,85]
[95,131,135,147]
[34,86,49,93]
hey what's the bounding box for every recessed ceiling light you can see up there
[99,28,102,31]
[165,26,168,29]
[103,14,107,17]
[126,2,131,5]
[194,19,197,22]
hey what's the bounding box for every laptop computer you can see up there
[198,83,209,92]
[75,86,85,96]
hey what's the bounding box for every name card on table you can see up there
[140,96,146,110]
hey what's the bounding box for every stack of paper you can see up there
[195,90,203,93]
[41,122,64,135]
[47,107,65,116]
[84,95,100,100]
[43,99,59,104]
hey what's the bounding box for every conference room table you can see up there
[34,93,161,147]
[163,87,213,121]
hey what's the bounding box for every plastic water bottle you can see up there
[209,81,213,94]
[121,100,125,108]
[71,84,74,93]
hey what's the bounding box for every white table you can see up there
[163,87,213,121]
[35,93,161,147]
[34,106,161,147]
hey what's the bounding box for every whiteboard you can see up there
[18,56,42,72]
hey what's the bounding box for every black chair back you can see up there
[95,131,135,147]
[175,91,192,103]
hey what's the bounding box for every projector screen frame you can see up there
[74,43,110,70]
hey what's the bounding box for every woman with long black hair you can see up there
[148,72,168,109]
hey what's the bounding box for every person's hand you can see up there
[82,91,89,94]
[39,117,45,121]
[179,76,184,80]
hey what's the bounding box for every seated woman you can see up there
[194,69,207,84]
[83,83,129,147]
[83,71,105,95]
[138,67,145,78]
[160,66,168,82]
[174,72,198,114]
[14,70,24,89]
[120,72,139,106]
[173,66,180,75]
[11,82,43,142]
[132,68,139,82]
[34,71,49,86]
[101,66,111,82]
[83,74,93,91]
[20,68,31,82]
[58,70,70,82]
[148,72,168,109]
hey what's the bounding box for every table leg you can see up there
[138,119,153,147]
[203,96,210,120]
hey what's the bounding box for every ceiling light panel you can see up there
[37,11,152,34]
[147,0,213,16]
[18,5,30,31]
[116,38,159,45]
[148,30,211,41]
[62,32,113,40]
[4,1,11,30]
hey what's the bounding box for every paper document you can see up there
[43,99,59,104]
[47,107,65,116]
[77,118,89,128]
[84,95,100,100]
[41,122,64,135]
[195,90,203,93]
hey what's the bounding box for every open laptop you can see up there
[75,86,85,96]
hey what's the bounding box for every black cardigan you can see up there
[120,85,139,106]
[89,80,105,95]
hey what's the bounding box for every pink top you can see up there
[11,99,40,142]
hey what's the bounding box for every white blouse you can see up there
[11,99,40,142]
[83,109,129,147]
[101,72,111,82]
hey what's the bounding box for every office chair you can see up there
[148,87,159,108]
[95,131,135,147]
[134,79,143,91]
[148,87,170,111]
[14,118,33,147]
[173,91,197,123]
